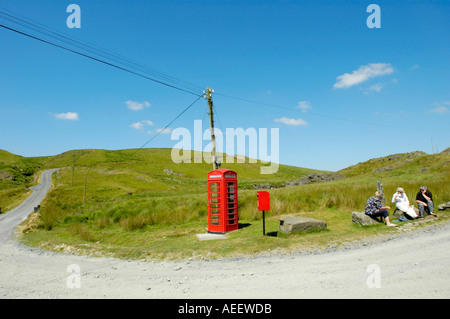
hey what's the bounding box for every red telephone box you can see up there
[207,169,238,234]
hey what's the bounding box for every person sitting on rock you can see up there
[365,191,397,227]
[392,187,418,219]
[416,186,437,218]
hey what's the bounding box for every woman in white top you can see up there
[392,187,418,219]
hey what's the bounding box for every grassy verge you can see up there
[19,209,450,261]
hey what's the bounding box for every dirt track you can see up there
[1,170,449,298]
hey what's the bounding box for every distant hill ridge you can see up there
[1,148,449,185]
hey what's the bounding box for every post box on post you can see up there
[207,169,238,234]
[257,191,270,236]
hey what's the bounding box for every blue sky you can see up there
[0,0,449,171]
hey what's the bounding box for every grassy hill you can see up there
[338,150,449,178]
[2,147,449,260]
[2,147,321,227]
[0,150,44,212]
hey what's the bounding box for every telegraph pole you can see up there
[83,173,87,205]
[206,88,218,170]
[72,154,75,186]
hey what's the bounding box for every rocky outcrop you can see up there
[252,183,284,189]
[163,168,185,176]
[0,171,14,181]
[285,173,345,187]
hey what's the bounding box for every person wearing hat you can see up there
[415,186,437,217]
[365,191,397,227]
[392,187,418,219]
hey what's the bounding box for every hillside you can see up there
[0,150,44,212]
[38,148,323,190]
[3,147,449,260]
[338,150,450,179]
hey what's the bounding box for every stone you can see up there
[0,171,13,181]
[352,212,380,226]
[393,207,420,219]
[279,216,327,234]
[438,201,450,210]
[393,208,405,219]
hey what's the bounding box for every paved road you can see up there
[0,168,449,298]
[0,169,59,244]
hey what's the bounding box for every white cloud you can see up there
[334,63,394,89]
[297,101,312,112]
[429,106,449,114]
[155,128,173,134]
[428,101,450,114]
[53,112,79,120]
[274,117,308,126]
[130,122,143,130]
[363,83,386,94]
[369,83,384,92]
[410,64,420,70]
[126,100,151,111]
[130,120,154,130]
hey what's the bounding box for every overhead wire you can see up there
[2,7,448,138]
[0,9,209,156]
[130,94,204,156]
[0,7,204,94]
[0,9,204,96]
[214,92,450,132]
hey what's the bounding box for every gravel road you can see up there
[1,169,449,298]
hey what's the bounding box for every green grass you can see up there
[4,147,450,260]
[0,150,44,212]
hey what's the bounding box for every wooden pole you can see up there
[206,88,218,170]
[72,154,75,186]
[376,181,385,206]
[262,210,266,236]
[83,173,87,205]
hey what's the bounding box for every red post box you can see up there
[257,191,270,236]
[257,191,270,211]
[207,169,238,234]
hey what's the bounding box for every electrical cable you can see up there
[130,94,204,156]
[215,92,450,131]
[3,9,447,134]
[0,8,204,94]
[0,23,201,97]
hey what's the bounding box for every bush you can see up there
[68,224,97,242]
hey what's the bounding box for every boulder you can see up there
[352,212,380,226]
[393,208,405,219]
[279,216,327,234]
[393,207,420,219]
[438,201,450,210]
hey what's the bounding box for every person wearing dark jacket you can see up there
[365,191,397,227]
[416,186,437,218]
